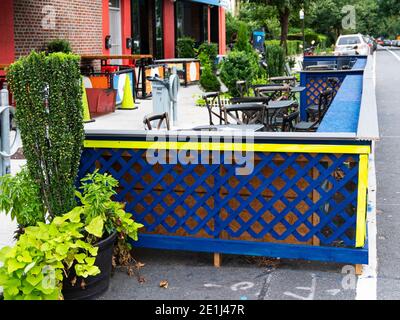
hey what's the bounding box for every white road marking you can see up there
[384,47,400,62]
[203,284,222,288]
[326,289,341,296]
[356,151,378,300]
[284,274,317,300]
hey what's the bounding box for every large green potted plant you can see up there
[0,171,143,300]
[2,51,143,300]
[62,170,143,300]
[7,51,84,219]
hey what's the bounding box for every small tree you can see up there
[7,51,84,218]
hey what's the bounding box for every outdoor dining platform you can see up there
[79,55,379,270]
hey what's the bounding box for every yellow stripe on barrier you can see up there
[356,154,369,248]
[84,140,371,155]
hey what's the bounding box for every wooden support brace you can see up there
[355,264,363,276]
[214,253,222,268]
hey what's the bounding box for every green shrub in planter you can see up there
[7,51,84,218]
[0,166,46,235]
[200,63,221,92]
[265,45,286,78]
[220,50,259,97]
[234,22,253,53]
[177,37,196,58]
[47,39,72,54]
[198,42,219,71]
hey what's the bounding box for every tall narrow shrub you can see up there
[265,45,286,78]
[7,51,84,218]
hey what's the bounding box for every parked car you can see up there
[334,34,372,56]
[376,38,384,46]
[383,39,392,46]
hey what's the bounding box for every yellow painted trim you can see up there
[84,140,371,155]
[356,154,369,248]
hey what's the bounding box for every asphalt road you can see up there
[375,47,400,299]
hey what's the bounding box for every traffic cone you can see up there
[119,74,136,110]
[81,79,95,123]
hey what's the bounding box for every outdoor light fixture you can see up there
[299,9,305,20]
[105,35,112,50]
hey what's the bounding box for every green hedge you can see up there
[265,40,303,56]
[8,51,84,218]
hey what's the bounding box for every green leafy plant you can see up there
[47,39,72,54]
[0,166,46,234]
[7,51,85,218]
[177,37,196,58]
[0,208,100,300]
[220,50,258,97]
[76,170,143,267]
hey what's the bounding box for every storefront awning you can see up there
[186,0,221,6]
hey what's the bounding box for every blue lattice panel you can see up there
[79,148,359,248]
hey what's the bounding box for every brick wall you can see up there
[13,0,104,58]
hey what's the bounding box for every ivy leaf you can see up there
[24,261,36,274]
[0,246,11,262]
[85,216,104,238]
[7,259,25,273]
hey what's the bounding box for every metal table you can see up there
[191,124,265,132]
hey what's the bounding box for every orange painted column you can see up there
[163,0,175,59]
[0,0,15,71]
[218,6,226,55]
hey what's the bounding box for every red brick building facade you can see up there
[0,0,226,66]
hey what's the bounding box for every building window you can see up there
[109,0,120,9]
[175,1,208,47]
[155,0,163,59]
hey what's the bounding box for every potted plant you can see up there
[1,51,143,300]
[62,170,143,300]
[0,170,143,300]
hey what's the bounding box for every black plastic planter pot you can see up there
[62,232,117,300]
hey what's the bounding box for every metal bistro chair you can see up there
[294,90,332,132]
[143,112,170,130]
[253,84,291,101]
[224,103,266,126]
[306,77,339,121]
[202,92,226,125]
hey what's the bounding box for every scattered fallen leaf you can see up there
[160,280,169,289]
[138,276,146,284]
[136,262,145,269]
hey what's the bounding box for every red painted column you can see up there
[163,0,175,59]
[121,0,132,64]
[0,0,15,70]
[218,7,226,55]
[102,0,110,55]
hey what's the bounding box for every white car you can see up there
[334,34,372,56]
